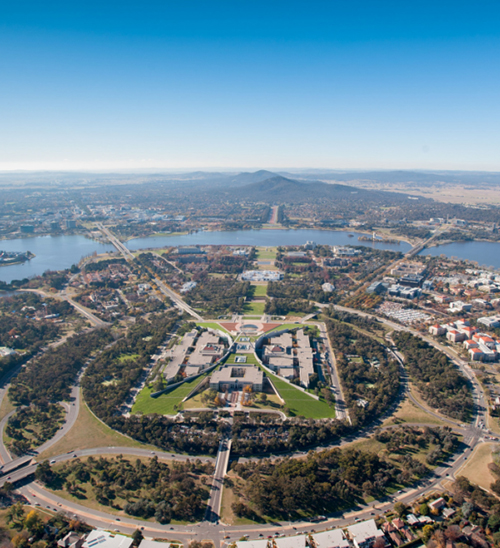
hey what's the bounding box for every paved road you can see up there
[65,296,110,328]
[317,322,349,422]
[0,445,215,488]
[96,223,135,261]
[205,437,232,523]
[0,365,84,470]
[151,275,203,321]
[97,223,203,320]
[21,288,109,328]
[2,304,491,545]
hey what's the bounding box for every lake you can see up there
[420,240,500,270]
[0,235,115,283]
[1,230,499,284]
[126,229,411,252]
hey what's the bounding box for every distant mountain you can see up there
[222,170,280,186]
[215,174,421,204]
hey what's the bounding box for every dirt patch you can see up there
[457,442,497,493]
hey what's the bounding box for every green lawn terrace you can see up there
[132,333,335,419]
[132,373,209,415]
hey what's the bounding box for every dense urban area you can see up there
[0,171,500,548]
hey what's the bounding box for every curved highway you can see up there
[1,295,492,545]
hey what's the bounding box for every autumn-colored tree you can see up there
[24,510,42,534]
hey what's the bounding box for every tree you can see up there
[488,514,500,533]
[132,529,144,546]
[24,510,42,535]
[12,532,30,548]
[7,503,25,527]
[422,524,435,542]
[394,502,408,517]
[419,502,430,516]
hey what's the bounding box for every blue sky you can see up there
[1,1,499,171]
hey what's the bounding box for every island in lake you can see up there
[0,250,35,266]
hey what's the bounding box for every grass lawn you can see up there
[132,374,208,415]
[251,284,268,297]
[196,322,231,335]
[245,392,282,410]
[264,323,303,335]
[0,394,15,422]
[256,248,277,260]
[457,442,496,492]
[183,392,217,410]
[39,393,155,459]
[118,353,140,362]
[345,434,454,468]
[382,395,447,427]
[263,368,335,419]
[220,475,263,526]
[409,384,461,425]
[244,301,266,315]
[225,352,259,365]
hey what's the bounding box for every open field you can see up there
[457,442,497,492]
[345,433,459,468]
[251,284,268,297]
[244,301,266,315]
[40,394,155,459]
[255,248,277,260]
[220,480,260,526]
[338,181,500,206]
[409,385,461,425]
[382,394,448,427]
[132,374,208,415]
